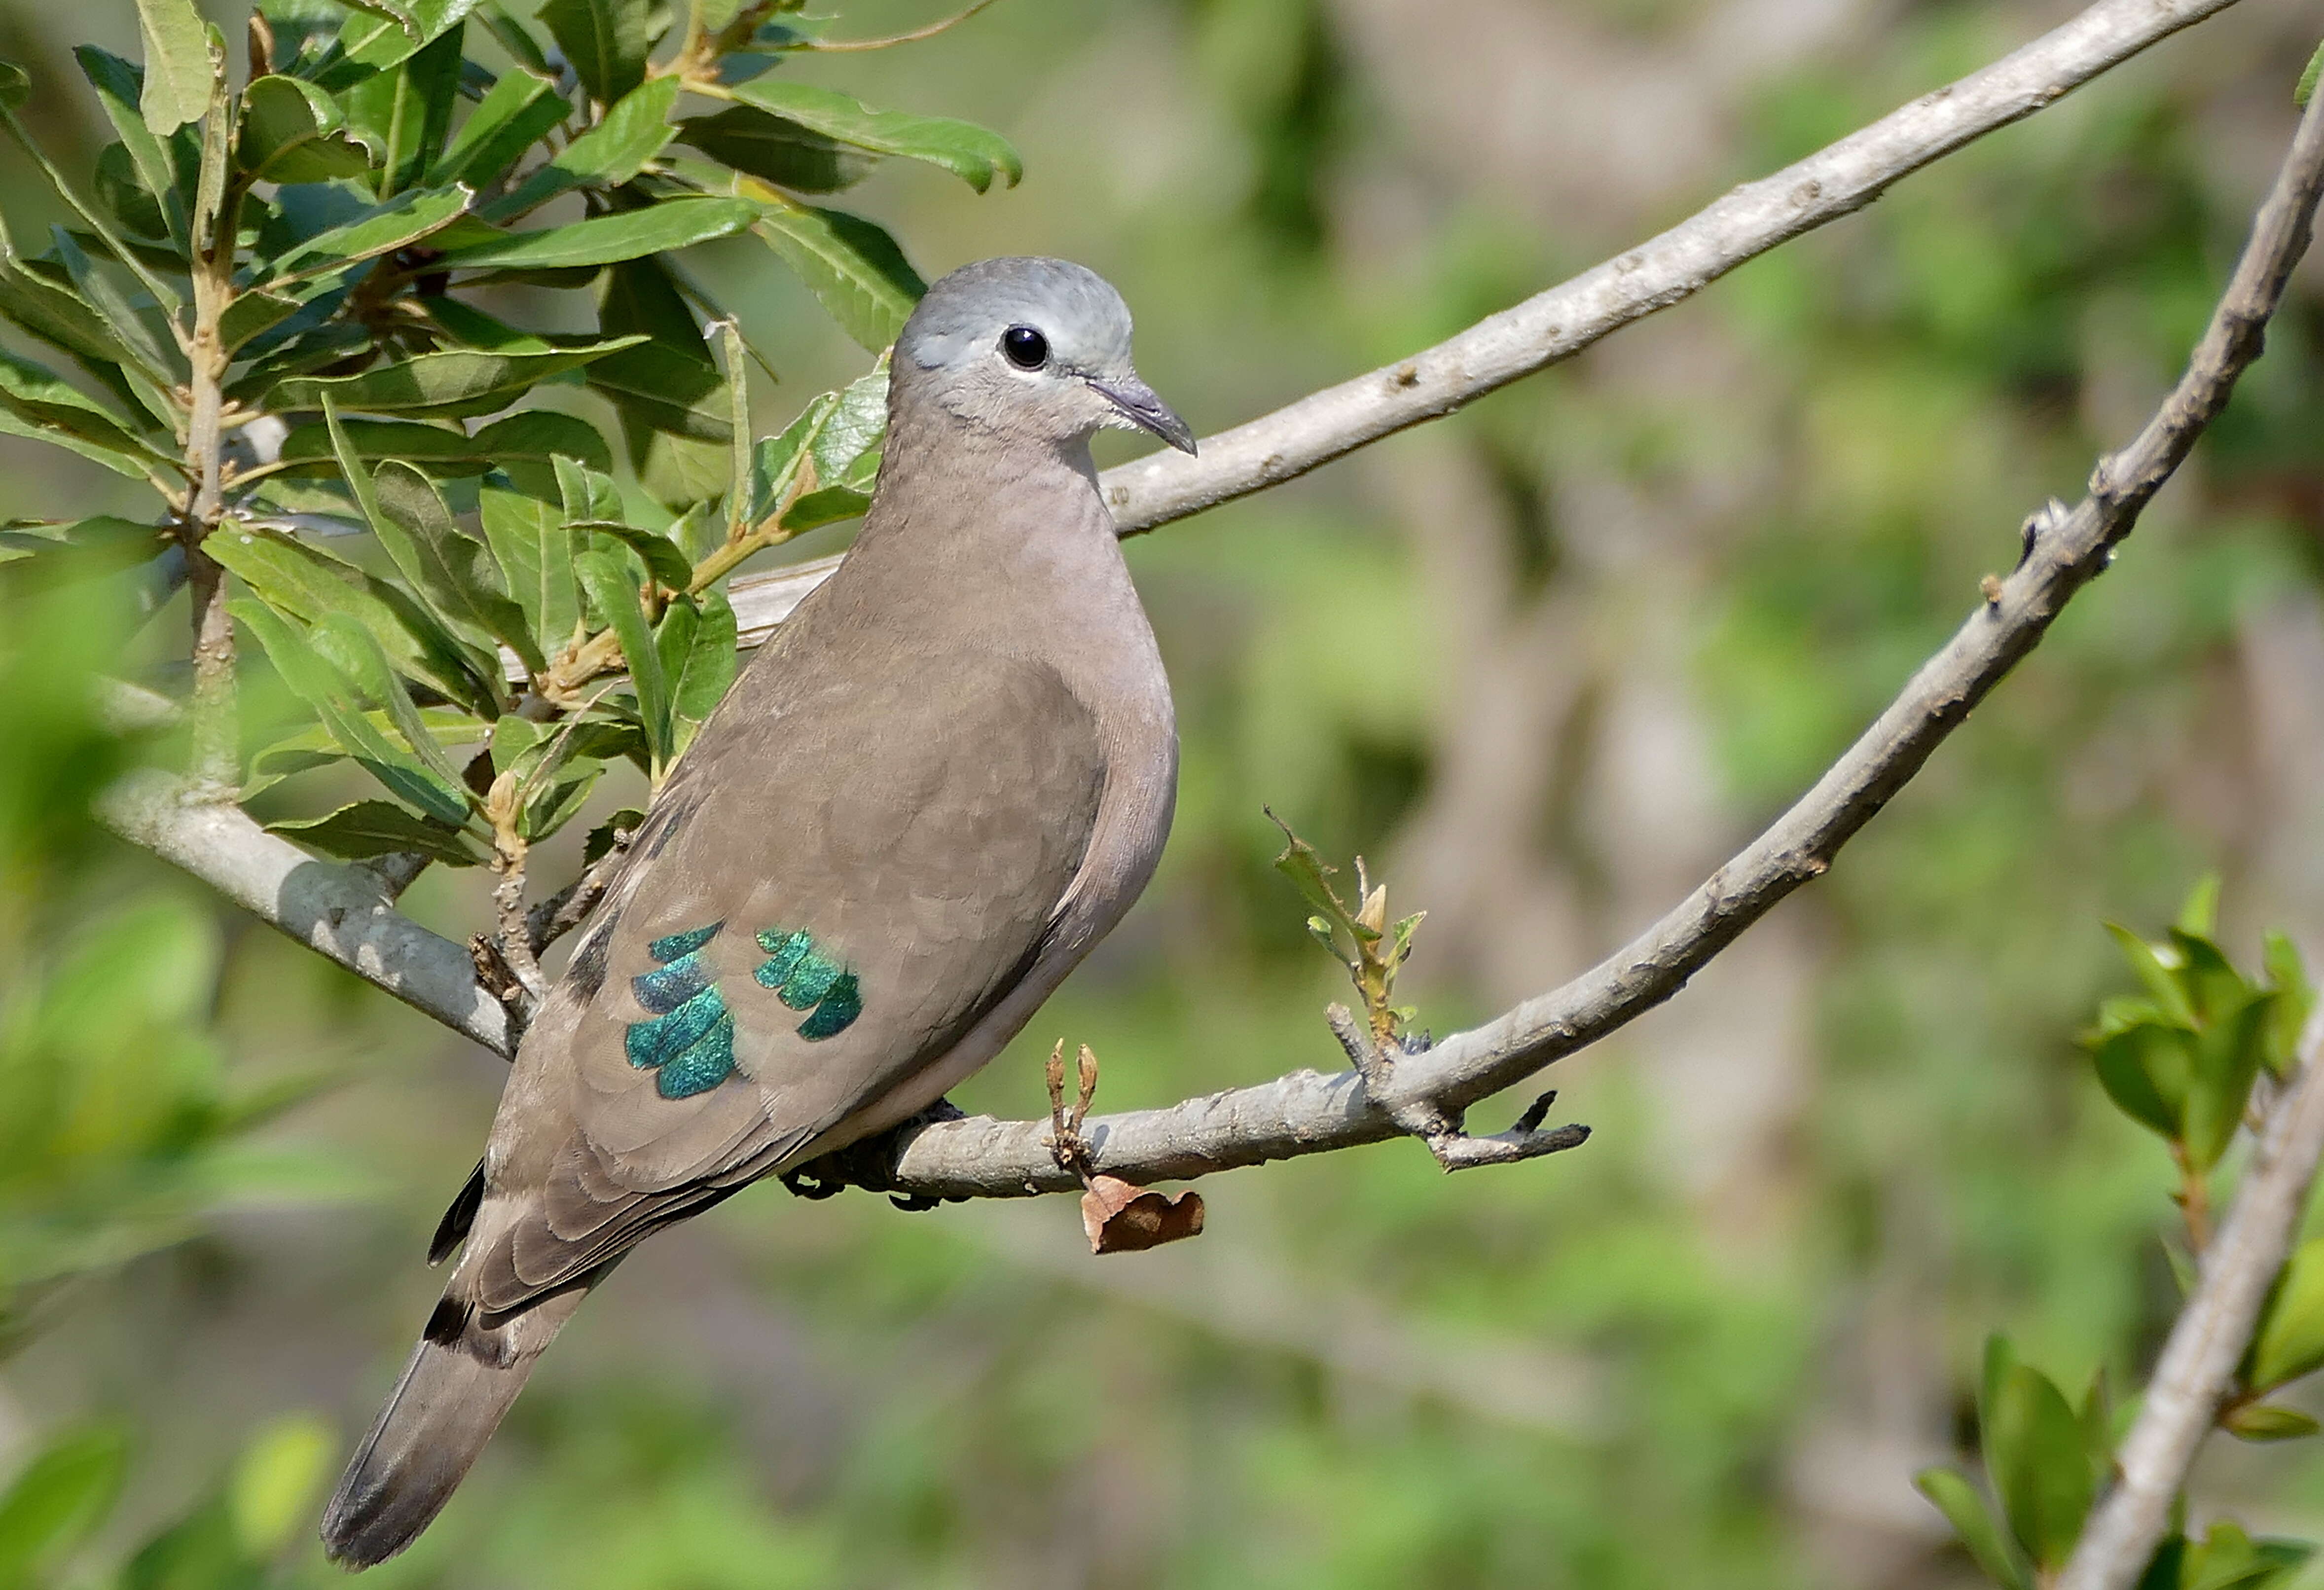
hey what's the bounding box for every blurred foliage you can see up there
[0,2,2320,1590]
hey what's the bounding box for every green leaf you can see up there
[75,46,191,245]
[440,196,760,272]
[576,546,670,766]
[2245,1236,2324,1392]
[232,597,473,823]
[272,337,645,419]
[676,105,870,193]
[2090,1019,2193,1141]
[0,349,168,465]
[238,74,370,183]
[0,1426,128,1585]
[342,25,466,194]
[47,225,174,382]
[2262,930,2312,1076]
[750,197,924,351]
[2219,1404,2320,1442]
[536,0,658,106]
[1988,1362,2095,1570]
[2108,923,2201,1029]
[480,483,581,659]
[267,798,487,865]
[309,610,472,788]
[265,183,474,283]
[2183,990,2271,1172]
[665,584,735,725]
[430,66,568,188]
[581,518,693,588]
[371,461,542,673]
[342,0,481,70]
[228,1414,337,1558]
[481,74,676,219]
[1914,1468,2030,1590]
[724,77,1020,193]
[273,410,614,479]
[135,0,216,135]
[202,521,502,717]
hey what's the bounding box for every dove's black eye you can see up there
[1001,325,1049,370]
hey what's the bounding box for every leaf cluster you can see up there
[0,0,1016,867]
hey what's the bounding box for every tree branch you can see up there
[713,0,2246,649]
[2053,82,2324,1590]
[97,0,2296,1206]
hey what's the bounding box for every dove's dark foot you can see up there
[779,1097,968,1210]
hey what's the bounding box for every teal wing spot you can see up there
[633,951,712,1014]
[625,983,726,1068]
[650,923,722,961]
[777,949,842,1011]
[753,929,810,989]
[655,1011,736,1098]
[624,922,738,1096]
[754,926,863,1040]
[795,972,861,1040]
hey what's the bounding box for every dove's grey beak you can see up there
[1090,374,1198,454]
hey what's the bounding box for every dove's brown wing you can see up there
[465,642,1104,1313]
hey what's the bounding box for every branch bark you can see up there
[711,0,2246,650]
[96,0,2297,1204]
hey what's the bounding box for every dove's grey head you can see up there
[894,257,1196,457]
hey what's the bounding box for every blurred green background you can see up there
[5,0,2324,1586]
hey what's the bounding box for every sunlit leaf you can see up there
[724,77,1020,193]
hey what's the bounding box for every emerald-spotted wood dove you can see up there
[321,258,1193,1566]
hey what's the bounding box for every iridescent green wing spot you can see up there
[625,921,738,1099]
[752,925,863,1040]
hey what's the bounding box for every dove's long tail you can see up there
[319,1273,593,1569]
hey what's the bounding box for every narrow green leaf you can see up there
[309,609,472,786]
[48,225,174,382]
[272,337,644,419]
[272,410,613,479]
[75,46,191,246]
[2220,1404,2320,1442]
[724,77,1020,193]
[676,106,870,193]
[481,74,676,220]
[1914,1468,2030,1590]
[0,1426,128,1586]
[0,349,168,464]
[430,67,568,187]
[667,584,736,727]
[372,461,541,673]
[232,597,472,823]
[440,196,759,271]
[575,545,669,765]
[267,799,487,865]
[750,198,924,350]
[342,25,466,194]
[1989,1363,2095,1570]
[202,522,500,713]
[536,0,658,106]
[579,518,693,588]
[265,183,474,284]
[135,0,215,135]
